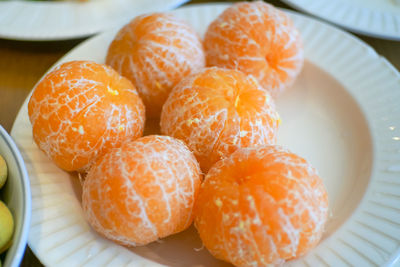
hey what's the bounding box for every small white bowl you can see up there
[0,125,31,267]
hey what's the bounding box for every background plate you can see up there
[11,3,400,266]
[281,0,400,41]
[0,0,188,41]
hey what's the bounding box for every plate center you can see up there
[276,61,373,238]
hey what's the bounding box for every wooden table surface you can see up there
[0,0,399,266]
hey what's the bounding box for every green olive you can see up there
[0,201,13,254]
[0,155,7,189]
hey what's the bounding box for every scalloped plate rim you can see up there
[281,0,400,41]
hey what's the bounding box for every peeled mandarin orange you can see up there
[194,145,329,266]
[106,12,205,118]
[204,1,304,97]
[28,60,145,172]
[82,135,202,246]
[160,67,280,172]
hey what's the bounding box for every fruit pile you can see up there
[0,155,14,266]
[28,2,328,266]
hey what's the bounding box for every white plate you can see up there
[281,0,400,40]
[11,3,400,266]
[0,0,188,41]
